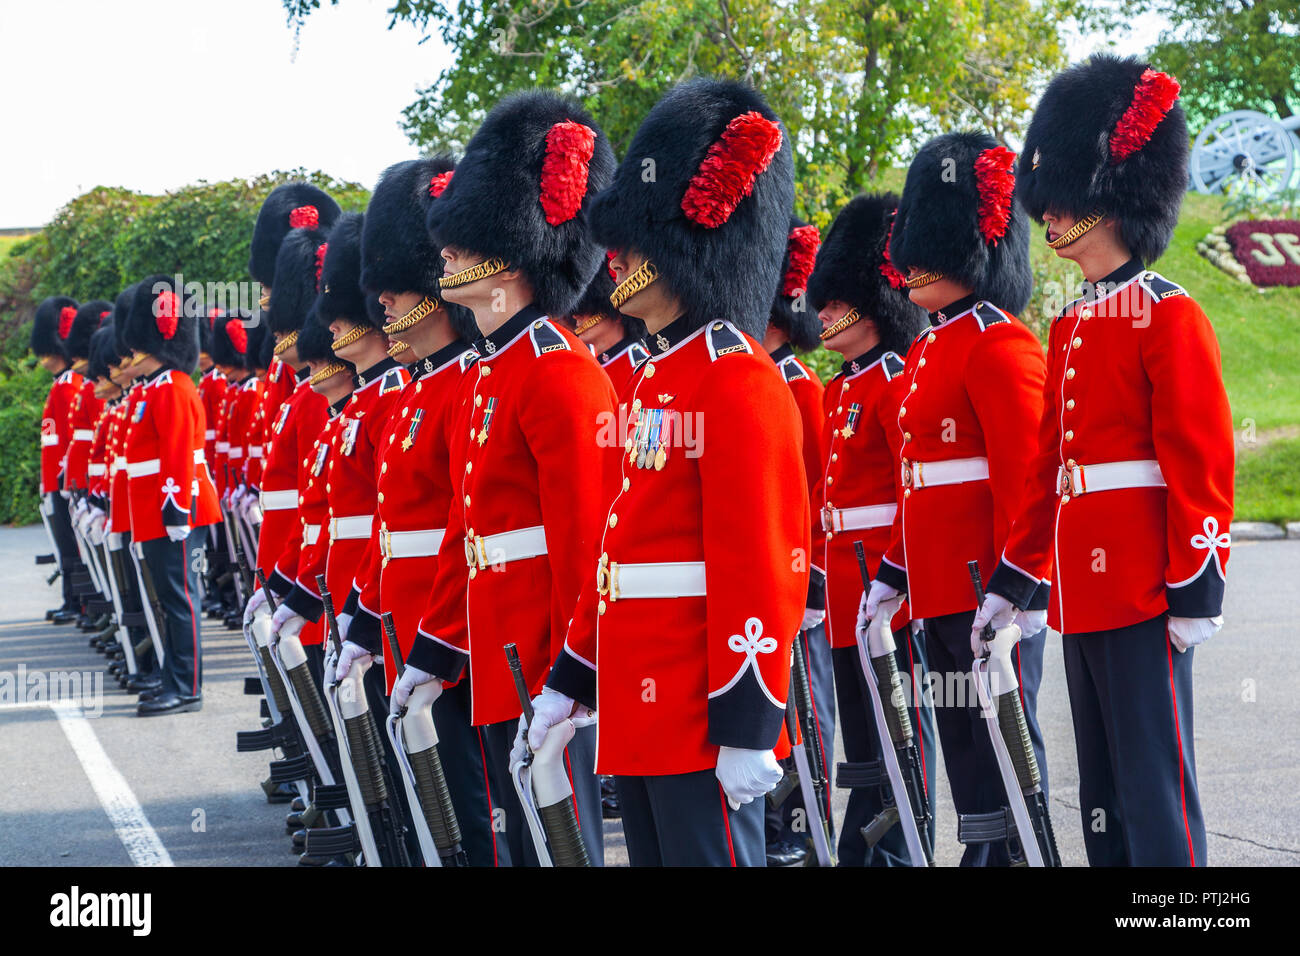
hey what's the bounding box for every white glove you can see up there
[336,612,353,642]
[334,640,373,680]
[859,580,901,634]
[73,498,89,521]
[515,688,576,755]
[801,608,826,631]
[1014,609,1047,638]
[270,602,304,640]
[165,524,191,542]
[1169,615,1222,653]
[59,488,72,500]
[87,509,107,545]
[715,746,783,810]
[971,592,1017,654]
[244,588,267,625]
[391,664,438,711]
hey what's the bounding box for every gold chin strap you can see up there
[572,314,605,336]
[382,296,438,334]
[309,362,348,386]
[610,260,659,309]
[820,307,861,341]
[330,324,370,352]
[259,292,271,310]
[129,350,148,367]
[72,359,89,373]
[1047,212,1106,249]
[905,270,942,289]
[272,329,299,356]
[440,257,508,290]
[387,339,413,358]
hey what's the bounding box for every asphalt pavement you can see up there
[1,523,1296,867]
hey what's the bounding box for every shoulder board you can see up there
[628,342,651,365]
[458,349,479,372]
[705,320,752,361]
[882,352,905,380]
[780,355,810,383]
[380,367,406,395]
[972,301,1010,331]
[1138,270,1186,301]
[529,318,571,356]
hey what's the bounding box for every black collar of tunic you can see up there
[644,313,695,355]
[475,304,546,357]
[600,334,647,365]
[1080,257,1144,303]
[841,342,888,377]
[930,293,980,326]
[411,339,472,380]
[355,357,401,388]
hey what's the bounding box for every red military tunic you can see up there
[108,387,138,535]
[198,367,227,472]
[771,344,826,614]
[257,371,329,585]
[279,411,344,646]
[876,298,1047,617]
[989,263,1234,633]
[408,306,616,727]
[40,369,81,494]
[87,397,114,503]
[596,336,650,396]
[224,375,262,491]
[247,359,293,490]
[124,368,220,543]
[63,377,103,492]
[348,343,477,692]
[548,317,810,776]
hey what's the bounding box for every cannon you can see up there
[1190,109,1300,200]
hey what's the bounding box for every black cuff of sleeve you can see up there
[347,607,382,655]
[342,587,360,618]
[875,559,908,594]
[89,494,107,511]
[265,569,294,599]
[805,565,826,611]
[406,632,469,684]
[1167,566,1225,619]
[547,648,597,711]
[161,500,188,526]
[283,585,323,623]
[1026,580,1050,612]
[708,670,787,751]
[988,559,1041,610]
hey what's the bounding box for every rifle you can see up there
[851,542,934,866]
[128,542,168,667]
[36,494,61,586]
[782,633,836,866]
[963,560,1060,867]
[382,611,467,867]
[505,643,590,867]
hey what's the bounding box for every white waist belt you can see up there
[381,527,446,560]
[822,502,897,533]
[72,429,94,442]
[205,429,217,441]
[41,434,59,447]
[902,456,989,490]
[1058,459,1165,498]
[304,523,321,546]
[193,449,206,465]
[248,445,264,459]
[127,459,160,477]
[261,489,298,511]
[598,560,707,601]
[215,441,230,453]
[111,456,126,475]
[88,463,107,477]
[466,525,547,570]
[228,447,244,459]
[330,514,372,540]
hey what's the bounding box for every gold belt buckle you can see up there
[1059,467,1074,497]
[465,534,486,570]
[380,527,392,561]
[901,462,913,489]
[596,555,610,597]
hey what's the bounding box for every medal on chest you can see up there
[477,397,497,447]
[840,402,861,440]
[312,441,329,477]
[340,418,361,456]
[628,407,672,471]
[133,401,147,423]
[401,408,424,452]
[273,403,291,435]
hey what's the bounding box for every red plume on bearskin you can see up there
[681,111,783,229]
[98,310,111,325]
[974,146,1017,245]
[428,170,454,198]
[879,214,908,290]
[155,291,180,340]
[58,306,77,339]
[781,224,820,297]
[315,242,328,291]
[539,121,597,226]
[207,306,222,327]
[1109,68,1180,162]
[225,318,248,354]
[289,205,320,230]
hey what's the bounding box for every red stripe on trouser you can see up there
[475,727,499,867]
[903,627,929,796]
[1165,636,1196,866]
[717,783,737,867]
[181,540,199,696]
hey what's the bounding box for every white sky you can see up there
[0,1,1170,229]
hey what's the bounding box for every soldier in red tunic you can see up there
[392,90,616,865]
[864,132,1049,866]
[197,312,230,618]
[982,55,1230,866]
[121,277,221,715]
[806,193,938,865]
[529,79,807,866]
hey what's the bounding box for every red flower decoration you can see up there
[58,306,77,339]
[1109,68,1180,162]
[155,291,180,340]
[428,170,454,198]
[289,204,320,230]
[681,111,783,229]
[974,146,1017,245]
[98,310,111,326]
[315,242,328,291]
[539,121,597,226]
[225,318,248,354]
[880,214,907,290]
[782,224,820,297]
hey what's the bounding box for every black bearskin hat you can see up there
[199,305,215,357]
[124,275,201,373]
[1019,54,1188,265]
[298,307,358,381]
[770,217,822,351]
[270,226,332,336]
[256,323,275,371]
[67,300,113,362]
[590,79,795,337]
[210,311,256,370]
[111,285,137,363]
[425,90,616,317]
[87,324,119,382]
[572,263,648,343]
[807,194,926,355]
[249,182,342,287]
[316,213,379,330]
[29,296,78,359]
[891,131,1033,314]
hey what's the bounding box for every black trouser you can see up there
[138,527,207,698]
[431,680,509,866]
[479,719,604,866]
[46,492,86,610]
[617,769,766,866]
[1064,614,1204,866]
[107,533,152,674]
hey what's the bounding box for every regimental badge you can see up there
[312,441,329,476]
[340,418,360,456]
[133,401,147,422]
[840,402,862,440]
[850,361,860,373]
[273,403,291,435]
[477,397,497,446]
[658,393,676,405]
[483,339,497,355]
[655,333,670,351]
[401,408,424,452]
